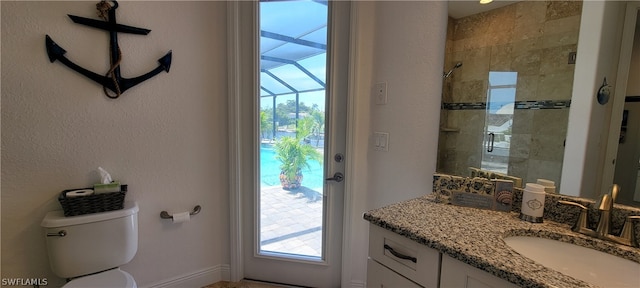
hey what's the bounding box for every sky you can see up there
[259,0,328,112]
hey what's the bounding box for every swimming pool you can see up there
[260,145,324,190]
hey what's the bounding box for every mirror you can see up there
[610,9,640,207]
[438,1,580,189]
[614,97,640,206]
[440,1,640,208]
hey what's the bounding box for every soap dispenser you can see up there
[519,183,546,223]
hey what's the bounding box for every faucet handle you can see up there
[619,215,640,247]
[558,200,593,235]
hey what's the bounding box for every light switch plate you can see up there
[373,132,389,151]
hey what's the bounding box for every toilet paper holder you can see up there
[160,205,201,220]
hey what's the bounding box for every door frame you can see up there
[227,0,256,282]
[226,1,358,285]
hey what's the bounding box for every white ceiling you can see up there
[448,0,521,19]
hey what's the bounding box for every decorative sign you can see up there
[45,0,172,99]
[450,191,495,210]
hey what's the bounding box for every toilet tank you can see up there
[41,202,139,278]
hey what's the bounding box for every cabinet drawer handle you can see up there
[47,230,67,237]
[383,244,417,263]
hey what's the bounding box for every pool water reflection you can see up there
[260,145,324,190]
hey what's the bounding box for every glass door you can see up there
[481,71,517,174]
[258,0,329,260]
[243,1,349,286]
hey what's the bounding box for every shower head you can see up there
[443,62,463,78]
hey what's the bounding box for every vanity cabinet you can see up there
[440,255,518,288]
[367,258,422,288]
[368,224,440,287]
[367,224,518,288]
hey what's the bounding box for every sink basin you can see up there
[503,236,640,287]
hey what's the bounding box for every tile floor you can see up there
[204,185,324,287]
[259,185,323,258]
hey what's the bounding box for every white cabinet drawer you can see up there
[368,224,440,288]
[440,254,518,288]
[367,258,422,288]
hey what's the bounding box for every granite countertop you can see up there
[363,195,640,288]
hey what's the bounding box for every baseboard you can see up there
[143,265,230,288]
[347,280,366,288]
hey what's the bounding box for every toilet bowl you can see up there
[41,201,139,287]
[62,268,136,288]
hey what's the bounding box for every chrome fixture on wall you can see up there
[443,62,462,78]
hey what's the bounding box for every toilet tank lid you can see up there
[41,201,139,228]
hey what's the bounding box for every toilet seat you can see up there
[63,268,136,288]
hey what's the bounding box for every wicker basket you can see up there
[58,186,127,217]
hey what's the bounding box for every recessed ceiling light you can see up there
[480,0,493,4]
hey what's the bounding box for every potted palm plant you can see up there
[274,117,323,190]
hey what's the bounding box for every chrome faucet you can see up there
[559,184,640,247]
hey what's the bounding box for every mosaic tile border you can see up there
[442,99,571,110]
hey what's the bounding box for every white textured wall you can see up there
[367,1,447,208]
[1,2,229,287]
[343,2,447,285]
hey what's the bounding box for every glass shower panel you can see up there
[481,72,517,174]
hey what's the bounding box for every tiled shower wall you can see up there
[437,1,582,188]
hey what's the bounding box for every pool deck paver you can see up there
[259,185,323,258]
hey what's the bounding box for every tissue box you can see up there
[58,185,127,216]
[93,182,121,194]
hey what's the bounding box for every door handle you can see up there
[326,172,344,183]
[487,132,495,152]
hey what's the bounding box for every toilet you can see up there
[41,201,139,288]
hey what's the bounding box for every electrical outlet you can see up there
[374,82,387,105]
[568,52,577,64]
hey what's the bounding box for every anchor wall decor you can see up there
[45,0,172,99]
